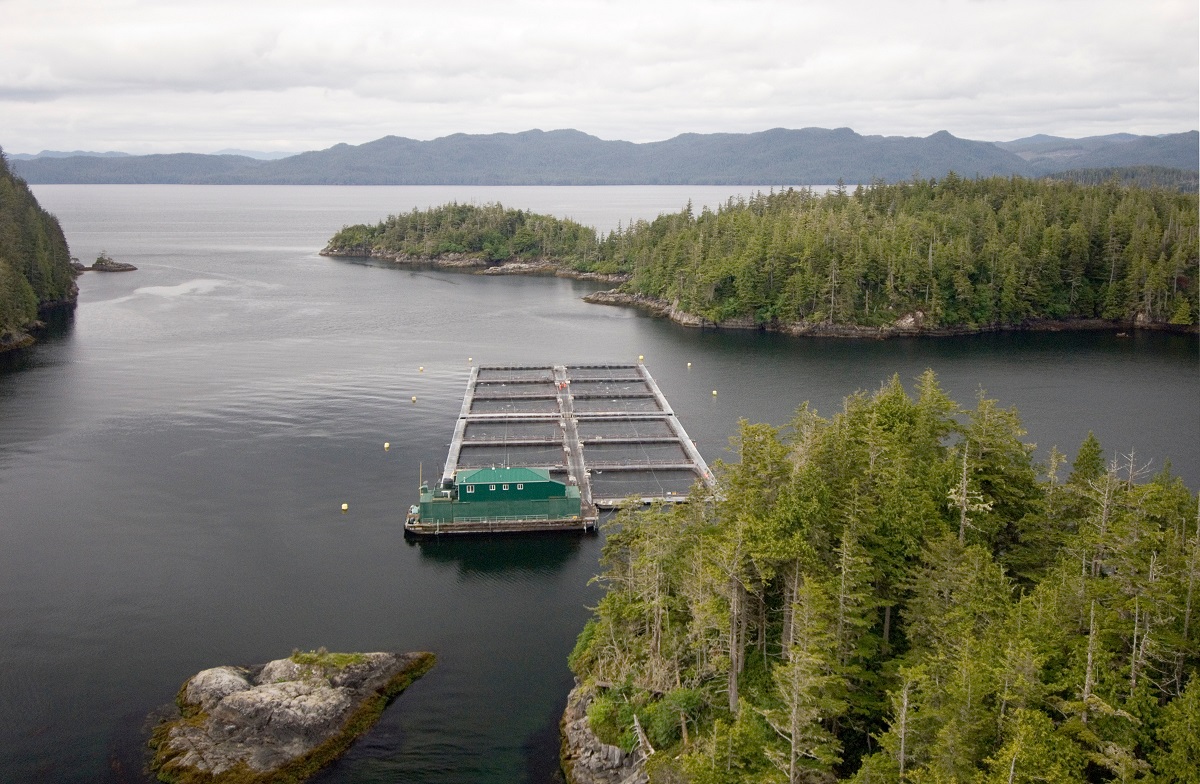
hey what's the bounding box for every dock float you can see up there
[404,363,714,536]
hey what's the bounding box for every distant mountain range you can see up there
[995,133,1199,174]
[9,128,1198,185]
[9,148,291,161]
[8,150,131,161]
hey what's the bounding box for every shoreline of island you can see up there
[579,289,1198,338]
[319,249,1196,339]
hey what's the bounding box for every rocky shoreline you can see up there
[318,247,628,284]
[581,289,1198,338]
[0,297,78,356]
[149,649,434,783]
[560,681,648,784]
[0,330,36,353]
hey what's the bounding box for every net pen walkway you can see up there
[440,363,714,513]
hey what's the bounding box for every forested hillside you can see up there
[10,151,268,184]
[998,132,1199,176]
[609,177,1198,329]
[568,375,1200,783]
[0,149,76,349]
[325,176,1199,331]
[1047,167,1199,194]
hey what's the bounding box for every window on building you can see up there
[516,483,524,490]
[466,485,474,493]
[489,484,496,491]
[502,484,509,490]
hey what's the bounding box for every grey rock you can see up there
[90,257,137,271]
[184,666,253,712]
[151,650,434,782]
[560,680,648,784]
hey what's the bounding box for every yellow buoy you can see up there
[687,362,692,368]
[468,357,473,363]
[384,442,390,450]
[341,503,349,512]
[638,354,644,362]
[411,396,417,403]
[712,390,718,396]
[419,366,424,372]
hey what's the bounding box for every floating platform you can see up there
[404,363,714,536]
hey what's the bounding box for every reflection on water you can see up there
[0,305,75,375]
[410,533,590,579]
[0,343,35,375]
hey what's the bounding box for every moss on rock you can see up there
[149,651,434,784]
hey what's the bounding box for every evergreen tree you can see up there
[0,147,77,343]
[567,377,1197,783]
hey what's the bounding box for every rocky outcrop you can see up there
[567,270,631,283]
[479,260,629,283]
[0,297,77,356]
[320,247,488,269]
[479,259,559,275]
[0,330,37,352]
[150,650,434,783]
[582,290,761,330]
[90,257,137,272]
[561,681,648,784]
[582,290,677,319]
[319,247,628,283]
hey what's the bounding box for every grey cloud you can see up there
[0,0,1194,153]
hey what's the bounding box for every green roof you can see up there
[456,466,553,485]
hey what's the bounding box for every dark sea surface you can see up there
[2,184,1197,782]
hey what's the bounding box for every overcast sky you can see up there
[2,0,1196,155]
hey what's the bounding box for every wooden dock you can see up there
[442,363,714,518]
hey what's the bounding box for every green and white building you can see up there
[407,467,586,534]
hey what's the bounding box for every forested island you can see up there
[323,176,1198,335]
[0,149,77,352]
[563,376,1199,783]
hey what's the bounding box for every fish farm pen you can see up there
[404,363,715,536]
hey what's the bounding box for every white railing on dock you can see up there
[434,363,713,512]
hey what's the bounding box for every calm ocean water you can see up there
[1,185,1197,782]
